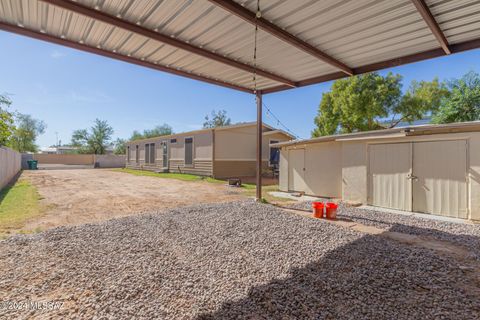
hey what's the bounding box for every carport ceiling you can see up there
[1,0,480,94]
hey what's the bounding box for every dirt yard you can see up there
[21,169,243,232]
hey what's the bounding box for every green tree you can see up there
[312,73,448,137]
[113,138,126,155]
[129,124,173,141]
[8,113,46,152]
[432,71,480,124]
[71,119,114,154]
[203,110,231,128]
[0,94,15,146]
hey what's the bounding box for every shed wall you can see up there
[280,131,480,221]
[341,132,480,221]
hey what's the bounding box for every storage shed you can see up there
[275,121,480,221]
[126,122,293,179]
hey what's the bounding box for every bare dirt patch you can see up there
[20,169,243,232]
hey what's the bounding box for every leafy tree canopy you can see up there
[71,119,114,154]
[203,110,231,128]
[0,94,15,146]
[8,113,46,153]
[129,124,173,141]
[432,71,480,124]
[113,138,126,155]
[312,72,448,137]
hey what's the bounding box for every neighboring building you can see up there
[274,121,480,221]
[125,122,293,179]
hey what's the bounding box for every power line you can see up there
[262,102,301,139]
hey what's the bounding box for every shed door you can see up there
[288,149,305,192]
[412,140,467,218]
[368,143,412,211]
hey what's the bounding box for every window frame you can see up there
[184,136,194,167]
[269,139,280,167]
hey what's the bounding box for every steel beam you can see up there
[40,0,296,87]
[208,0,353,76]
[0,22,253,94]
[256,91,263,201]
[261,37,480,94]
[411,0,451,54]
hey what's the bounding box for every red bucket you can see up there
[312,202,324,219]
[325,202,338,220]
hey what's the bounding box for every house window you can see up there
[145,144,150,163]
[127,146,130,162]
[269,140,280,166]
[170,138,177,144]
[162,142,168,168]
[184,137,193,166]
[145,143,155,164]
[135,145,139,163]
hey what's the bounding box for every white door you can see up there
[412,140,468,218]
[368,143,412,211]
[288,149,305,192]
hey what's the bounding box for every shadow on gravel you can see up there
[196,225,480,320]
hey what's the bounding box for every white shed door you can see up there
[288,149,305,192]
[368,143,412,211]
[412,140,468,218]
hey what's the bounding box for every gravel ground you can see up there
[286,201,480,260]
[0,201,479,319]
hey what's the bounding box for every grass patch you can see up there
[111,168,224,183]
[113,169,288,202]
[0,178,42,238]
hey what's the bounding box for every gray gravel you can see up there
[287,201,480,260]
[0,200,479,319]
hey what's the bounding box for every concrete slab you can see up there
[268,191,325,202]
[359,205,473,225]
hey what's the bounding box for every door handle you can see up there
[406,173,418,180]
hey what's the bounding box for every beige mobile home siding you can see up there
[213,126,290,178]
[126,131,213,176]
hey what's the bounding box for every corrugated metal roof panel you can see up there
[1,0,480,93]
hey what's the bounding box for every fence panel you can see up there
[0,147,21,191]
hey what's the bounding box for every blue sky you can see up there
[1,30,479,148]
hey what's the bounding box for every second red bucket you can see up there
[325,202,338,219]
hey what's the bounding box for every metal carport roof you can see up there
[1,0,480,94]
[1,0,480,198]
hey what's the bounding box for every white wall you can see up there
[0,147,21,191]
[94,155,125,168]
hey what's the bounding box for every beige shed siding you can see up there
[342,142,369,204]
[341,132,480,221]
[304,142,342,198]
[281,142,342,198]
[279,149,288,191]
[281,130,480,221]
